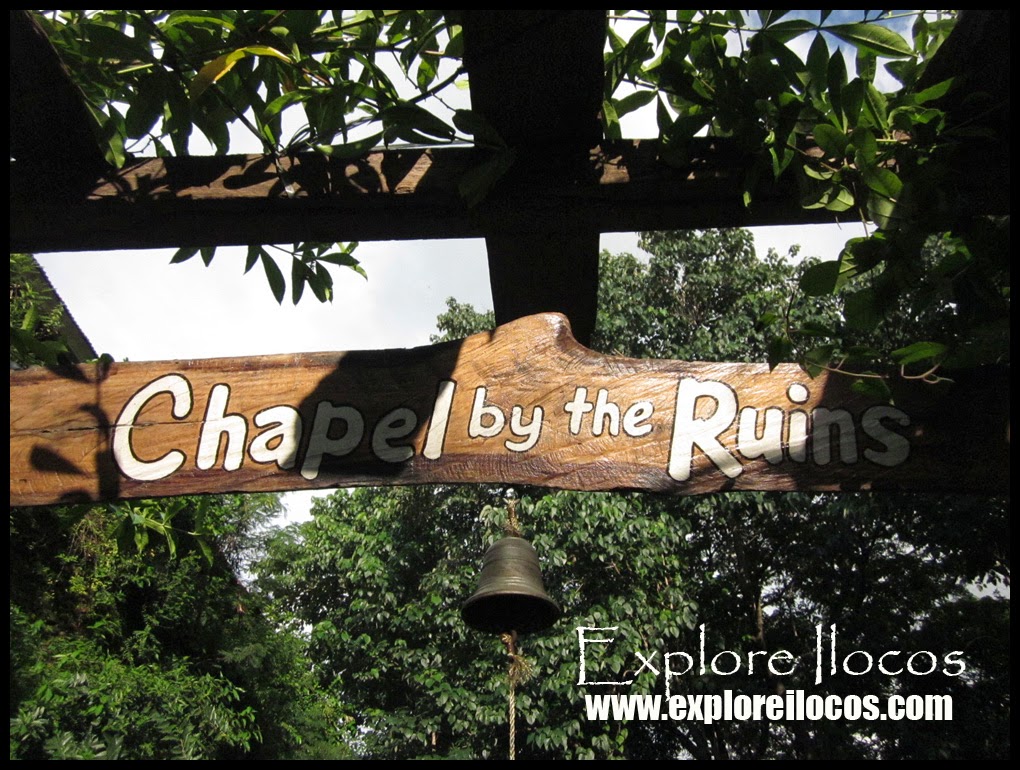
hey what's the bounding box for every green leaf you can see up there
[862,83,888,129]
[757,9,790,28]
[758,18,815,44]
[264,90,311,122]
[865,185,899,229]
[445,26,464,58]
[914,78,954,104]
[826,50,847,124]
[244,245,260,273]
[803,163,834,180]
[332,133,384,159]
[892,341,948,366]
[291,257,308,304]
[856,48,877,84]
[382,102,454,142]
[311,263,333,302]
[805,33,829,92]
[613,89,656,119]
[416,54,438,92]
[192,45,293,101]
[825,23,914,59]
[802,344,834,378]
[813,123,848,157]
[843,288,881,332]
[767,335,794,370]
[195,536,215,565]
[851,128,878,164]
[860,164,902,200]
[200,247,215,266]
[801,183,854,212]
[124,73,167,139]
[261,254,286,304]
[452,110,505,148]
[841,79,864,126]
[799,260,840,295]
[99,105,127,168]
[170,247,198,264]
[164,11,236,31]
[317,251,366,280]
[602,99,621,140]
[851,376,892,402]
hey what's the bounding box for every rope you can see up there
[500,630,535,760]
[509,668,517,760]
[505,495,522,537]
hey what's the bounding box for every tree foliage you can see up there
[30,10,1007,376]
[9,493,354,760]
[257,230,1008,759]
[33,9,468,305]
[10,250,352,759]
[10,253,75,367]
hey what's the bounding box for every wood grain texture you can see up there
[10,139,835,254]
[10,314,1009,506]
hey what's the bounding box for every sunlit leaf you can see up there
[192,46,293,101]
[602,99,621,140]
[759,18,815,44]
[861,164,902,200]
[801,183,854,212]
[825,23,914,59]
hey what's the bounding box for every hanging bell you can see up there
[462,536,561,634]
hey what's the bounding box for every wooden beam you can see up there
[485,231,601,345]
[462,10,606,342]
[10,139,838,253]
[9,10,108,184]
[11,313,1010,506]
[461,9,605,148]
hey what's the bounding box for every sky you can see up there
[30,11,886,522]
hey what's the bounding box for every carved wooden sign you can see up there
[9,313,1009,506]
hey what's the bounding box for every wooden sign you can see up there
[10,313,1009,506]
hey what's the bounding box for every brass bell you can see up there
[462,536,561,634]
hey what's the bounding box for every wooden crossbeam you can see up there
[10,139,835,254]
[461,10,607,342]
